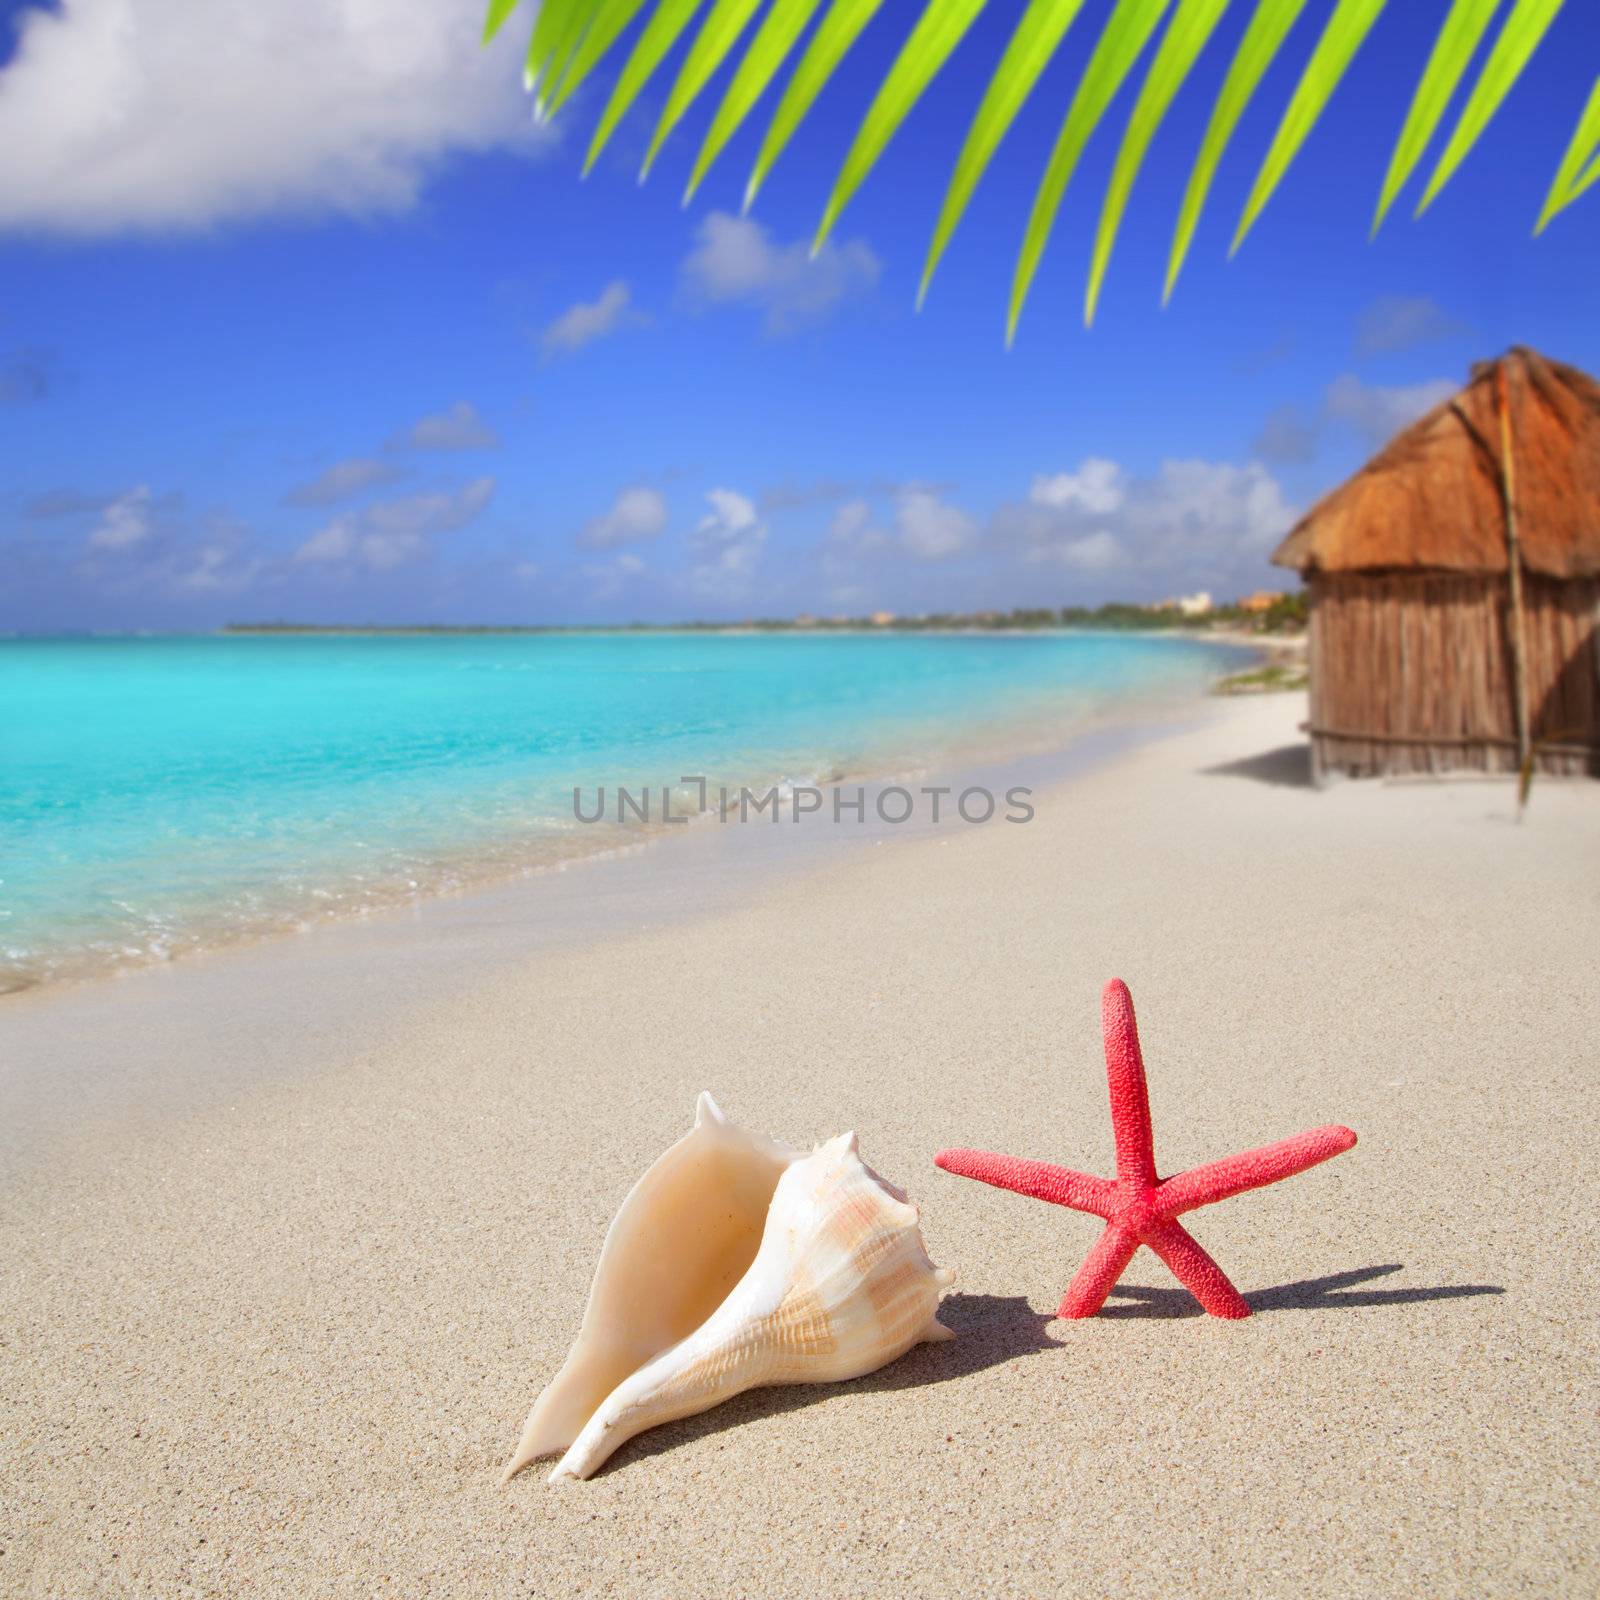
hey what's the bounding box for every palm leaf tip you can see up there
[1535,77,1600,230]
[1008,0,1173,346]
[811,0,988,254]
[1371,0,1503,239]
[917,0,1097,313]
[484,0,523,44]
[1415,0,1568,218]
[1231,0,1388,259]
[1083,0,1231,328]
[1162,0,1309,305]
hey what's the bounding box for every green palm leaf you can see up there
[814,0,989,253]
[1163,0,1309,303]
[1232,0,1388,256]
[746,0,887,211]
[483,0,1592,335]
[644,0,767,178]
[585,0,706,177]
[684,0,829,202]
[483,0,523,45]
[1085,0,1231,328]
[1536,76,1600,230]
[525,0,590,100]
[1372,0,1501,235]
[1008,0,1172,346]
[546,0,656,116]
[920,0,1094,308]
[1416,0,1567,215]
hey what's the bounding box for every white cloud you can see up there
[1030,458,1125,515]
[1355,296,1464,355]
[583,550,647,600]
[820,499,889,579]
[86,485,153,551]
[0,0,552,234]
[174,539,262,595]
[393,401,499,451]
[542,280,636,356]
[295,476,494,570]
[997,456,1297,586]
[680,213,880,333]
[578,486,668,549]
[1027,530,1127,572]
[688,488,766,598]
[285,456,400,506]
[895,489,975,561]
[1147,459,1296,555]
[1325,373,1455,447]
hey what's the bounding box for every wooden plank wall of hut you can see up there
[1308,573,1600,780]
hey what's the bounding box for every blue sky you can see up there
[1,0,1597,630]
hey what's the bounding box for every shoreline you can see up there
[0,697,1223,1174]
[2,638,1257,1002]
[3,693,1595,1597]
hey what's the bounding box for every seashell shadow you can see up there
[1097,1262,1505,1320]
[595,1293,1060,1477]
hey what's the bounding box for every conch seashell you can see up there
[504,1094,954,1482]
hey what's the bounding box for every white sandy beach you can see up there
[3,692,1597,1598]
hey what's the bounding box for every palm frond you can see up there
[747,0,888,211]
[1163,0,1309,302]
[546,0,653,116]
[1372,0,1501,236]
[1415,0,1567,215]
[1231,0,1388,256]
[483,0,522,45]
[483,0,1593,335]
[815,0,989,252]
[1085,0,1231,327]
[686,0,829,200]
[1009,0,1172,344]
[920,0,1094,308]
[645,0,766,178]
[1537,76,1600,229]
[586,0,705,176]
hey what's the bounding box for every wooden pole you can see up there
[1496,362,1531,770]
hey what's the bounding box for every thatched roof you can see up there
[1273,347,1600,578]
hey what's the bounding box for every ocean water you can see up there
[0,631,1244,992]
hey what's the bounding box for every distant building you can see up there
[793,613,818,629]
[869,610,897,627]
[1236,590,1287,614]
[1176,591,1213,616]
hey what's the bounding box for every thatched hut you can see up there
[1273,347,1600,782]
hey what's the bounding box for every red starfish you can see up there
[935,979,1356,1320]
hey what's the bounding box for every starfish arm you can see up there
[1102,979,1157,1186]
[934,1149,1116,1217]
[1144,1220,1251,1319]
[1058,1222,1140,1318]
[1155,1124,1358,1218]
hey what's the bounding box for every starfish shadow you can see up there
[595,1294,1058,1476]
[1098,1262,1505,1319]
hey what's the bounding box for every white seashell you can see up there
[543,1127,955,1482]
[503,1092,797,1482]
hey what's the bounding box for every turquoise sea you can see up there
[0,632,1246,992]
